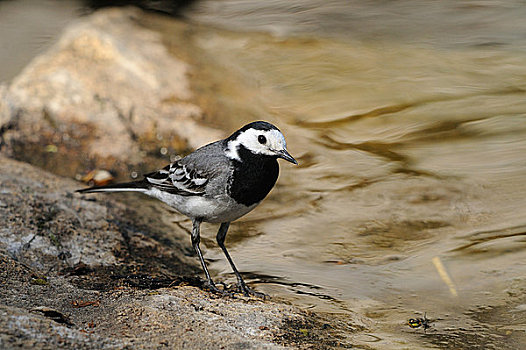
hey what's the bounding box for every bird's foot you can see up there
[203,280,235,298]
[238,282,269,300]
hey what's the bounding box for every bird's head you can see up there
[226,121,298,164]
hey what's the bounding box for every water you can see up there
[4,1,526,348]
[180,2,526,348]
[187,0,526,51]
[0,0,86,82]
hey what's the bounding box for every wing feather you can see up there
[145,160,208,195]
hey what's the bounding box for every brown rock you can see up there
[0,8,223,181]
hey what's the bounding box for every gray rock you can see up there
[0,156,363,349]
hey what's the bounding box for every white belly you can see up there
[147,188,258,223]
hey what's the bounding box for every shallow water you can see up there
[4,1,526,348]
[180,2,526,348]
[0,0,85,82]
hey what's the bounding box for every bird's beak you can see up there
[276,149,298,165]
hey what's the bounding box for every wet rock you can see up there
[0,7,223,181]
[0,155,197,275]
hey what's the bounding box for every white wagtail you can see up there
[77,121,297,297]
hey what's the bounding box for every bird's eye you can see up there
[258,135,267,144]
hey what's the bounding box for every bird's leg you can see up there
[191,219,226,296]
[216,222,268,299]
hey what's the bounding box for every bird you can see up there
[77,121,298,298]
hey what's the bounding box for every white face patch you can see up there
[225,128,287,161]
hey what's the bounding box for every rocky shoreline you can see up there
[0,8,366,349]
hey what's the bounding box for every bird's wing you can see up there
[145,160,209,196]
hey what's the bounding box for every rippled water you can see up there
[180,2,526,348]
[4,1,526,348]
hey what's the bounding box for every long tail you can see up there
[76,179,150,194]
